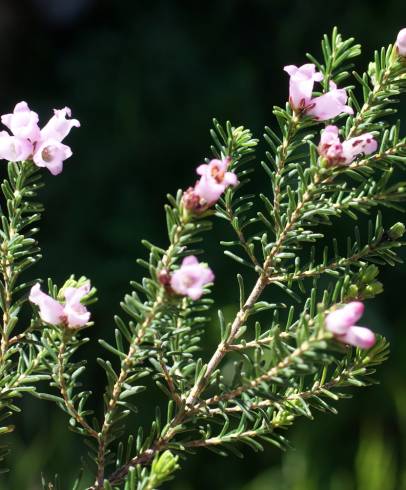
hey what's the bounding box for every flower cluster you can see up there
[325,302,376,349]
[318,125,378,166]
[183,157,238,213]
[396,28,406,57]
[0,102,80,175]
[284,64,353,120]
[29,283,91,328]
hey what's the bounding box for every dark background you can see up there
[0,0,405,488]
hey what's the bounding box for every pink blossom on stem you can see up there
[40,107,80,142]
[283,64,323,109]
[318,125,344,164]
[284,65,353,121]
[195,158,238,203]
[342,133,378,163]
[396,28,406,57]
[1,101,41,142]
[183,158,238,213]
[170,256,214,300]
[326,301,364,335]
[33,139,73,176]
[325,301,376,349]
[0,131,33,162]
[307,82,353,121]
[31,106,80,175]
[29,284,65,325]
[29,282,91,328]
[318,125,378,166]
[340,326,376,349]
[62,284,91,327]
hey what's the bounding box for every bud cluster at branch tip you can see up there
[0,101,80,175]
[325,302,376,349]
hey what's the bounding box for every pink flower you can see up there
[31,107,80,175]
[183,158,238,213]
[0,131,33,162]
[396,28,406,57]
[33,139,72,176]
[40,107,80,142]
[29,282,91,328]
[325,301,376,349]
[318,125,344,163]
[339,326,376,350]
[284,65,353,121]
[342,133,378,163]
[318,125,378,165]
[326,301,364,335]
[1,101,41,142]
[307,82,353,121]
[284,64,323,109]
[194,158,238,204]
[63,284,92,327]
[170,256,214,300]
[29,284,65,325]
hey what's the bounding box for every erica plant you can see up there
[1,27,406,490]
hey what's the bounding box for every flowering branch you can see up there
[1,26,406,490]
[90,28,406,489]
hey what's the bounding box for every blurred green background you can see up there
[0,0,405,488]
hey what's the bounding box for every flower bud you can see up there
[364,282,384,298]
[182,187,208,214]
[158,269,171,287]
[396,28,406,57]
[361,264,379,283]
[388,222,405,240]
[347,284,359,299]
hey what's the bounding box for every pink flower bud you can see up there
[158,269,171,286]
[1,101,41,142]
[340,326,376,349]
[183,187,207,213]
[29,282,91,328]
[170,256,214,300]
[326,301,365,335]
[396,28,406,57]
